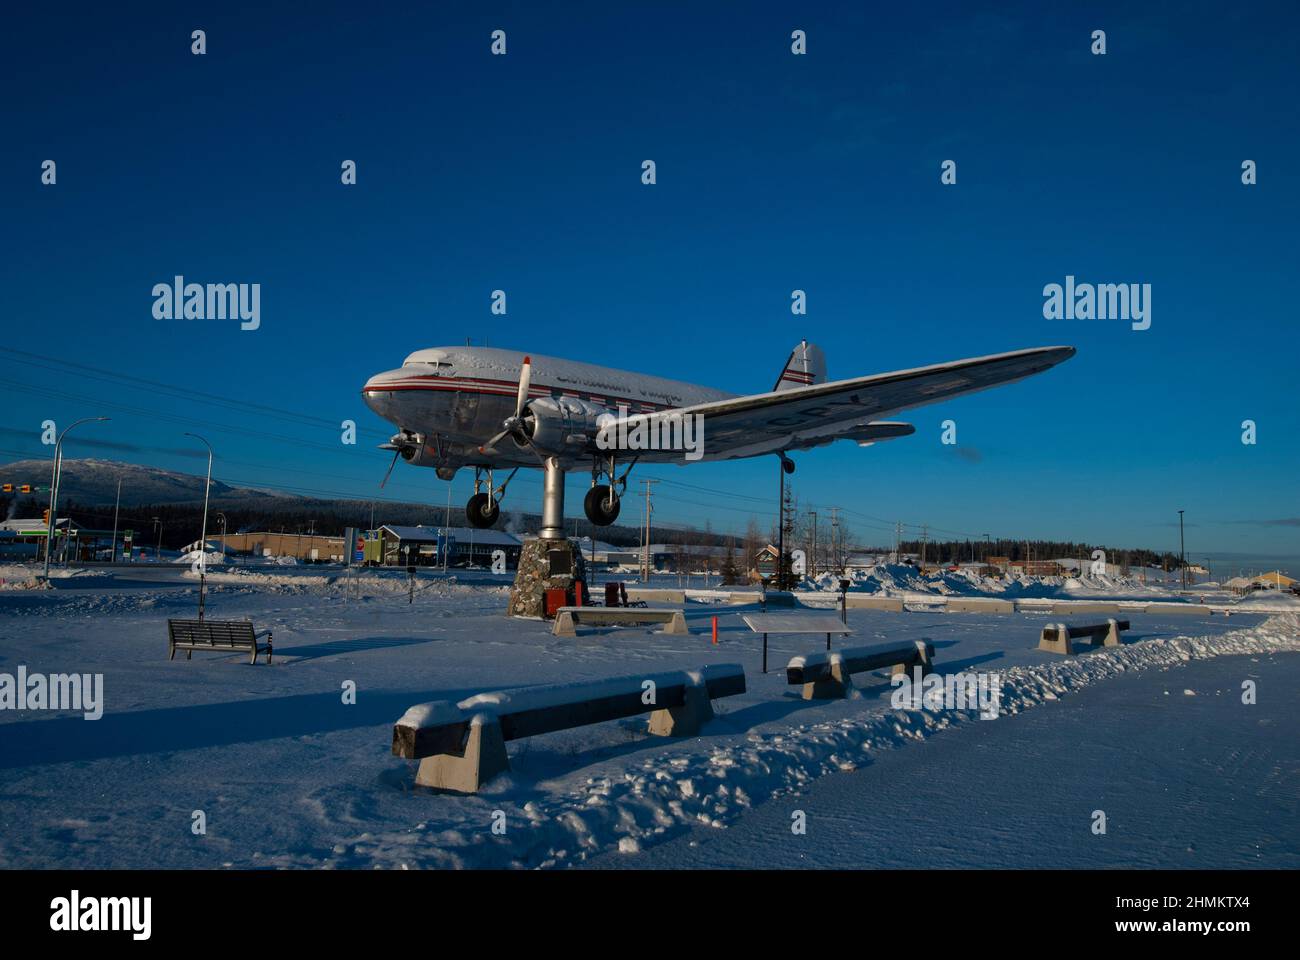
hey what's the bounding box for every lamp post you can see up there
[42,416,110,580]
[185,433,214,619]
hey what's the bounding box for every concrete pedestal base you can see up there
[1102,618,1122,646]
[414,714,510,793]
[507,538,589,618]
[802,655,853,700]
[1038,624,1073,655]
[647,677,714,736]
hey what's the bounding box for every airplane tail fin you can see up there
[773,340,826,392]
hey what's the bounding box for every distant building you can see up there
[214,531,346,562]
[376,525,523,568]
[1253,570,1296,590]
[0,518,118,562]
[1007,560,1059,577]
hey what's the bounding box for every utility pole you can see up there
[808,510,817,579]
[1178,509,1186,590]
[829,507,840,575]
[110,478,121,564]
[921,524,928,568]
[640,479,660,582]
[777,463,786,589]
[42,416,110,578]
[982,533,990,563]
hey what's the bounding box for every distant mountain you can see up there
[0,458,284,506]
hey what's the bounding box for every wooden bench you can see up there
[167,619,273,664]
[787,639,934,699]
[552,605,689,637]
[392,663,746,792]
[1038,619,1129,655]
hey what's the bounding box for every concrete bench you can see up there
[1142,602,1212,616]
[167,619,272,664]
[786,639,934,699]
[1038,619,1130,655]
[624,588,686,604]
[1048,602,1121,615]
[552,606,689,637]
[844,595,905,612]
[727,590,797,607]
[945,598,1015,614]
[392,663,746,792]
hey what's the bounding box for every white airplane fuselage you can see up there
[362,346,734,473]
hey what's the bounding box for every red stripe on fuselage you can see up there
[361,374,675,412]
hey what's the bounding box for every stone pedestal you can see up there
[508,538,590,618]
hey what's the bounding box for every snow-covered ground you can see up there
[0,564,1295,869]
[583,651,1300,869]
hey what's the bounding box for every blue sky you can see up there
[2,1,1296,559]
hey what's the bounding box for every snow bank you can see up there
[175,550,227,568]
[805,562,1187,602]
[0,564,108,590]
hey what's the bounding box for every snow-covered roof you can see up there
[0,518,73,534]
[380,525,521,546]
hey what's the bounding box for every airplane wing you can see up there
[604,346,1073,460]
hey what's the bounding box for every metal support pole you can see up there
[539,457,566,540]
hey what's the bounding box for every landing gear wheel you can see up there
[466,492,500,529]
[584,485,621,526]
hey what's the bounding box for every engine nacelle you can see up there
[397,434,441,466]
[525,397,610,453]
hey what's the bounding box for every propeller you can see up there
[479,356,533,455]
[379,448,401,488]
[378,431,421,487]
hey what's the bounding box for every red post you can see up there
[711,616,718,645]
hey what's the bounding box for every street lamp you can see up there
[216,512,228,563]
[184,433,214,619]
[42,416,110,580]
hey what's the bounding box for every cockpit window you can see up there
[405,360,453,376]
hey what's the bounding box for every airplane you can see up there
[361,341,1075,539]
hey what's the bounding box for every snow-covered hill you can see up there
[0,458,283,506]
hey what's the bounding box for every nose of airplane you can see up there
[361,368,407,420]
